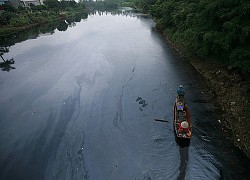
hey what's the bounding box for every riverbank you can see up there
[0,23,43,36]
[189,58,250,157]
[163,33,250,158]
[117,6,250,157]
[0,10,87,37]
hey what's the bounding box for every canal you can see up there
[0,9,249,180]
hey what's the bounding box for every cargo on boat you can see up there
[173,95,192,139]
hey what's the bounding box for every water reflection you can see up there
[0,8,146,71]
[0,47,15,72]
[89,8,139,18]
[0,23,55,48]
[0,58,15,72]
[0,12,88,71]
[0,13,88,47]
[176,138,190,180]
[0,8,141,61]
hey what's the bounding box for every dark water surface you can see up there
[0,9,249,180]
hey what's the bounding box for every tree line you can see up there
[84,0,119,11]
[134,0,250,72]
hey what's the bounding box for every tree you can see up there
[149,0,250,72]
[2,4,17,12]
[57,20,68,31]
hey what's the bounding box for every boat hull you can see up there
[173,96,192,139]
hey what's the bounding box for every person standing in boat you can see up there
[176,85,186,108]
[177,85,185,97]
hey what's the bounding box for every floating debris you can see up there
[139,100,145,104]
[154,119,169,123]
[142,103,148,107]
[136,97,142,102]
[136,97,147,109]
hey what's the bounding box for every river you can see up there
[0,9,249,180]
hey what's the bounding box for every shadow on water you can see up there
[0,13,89,47]
[176,138,190,180]
[0,47,15,72]
[88,7,143,18]
[0,57,15,72]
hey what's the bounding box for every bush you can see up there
[2,4,17,12]
[0,11,16,25]
[31,5,47,11]
[10,16,30,27]
[230,47,250,72]
[18,6,27,12]
[28,14,48,24]
[47,14,58,21]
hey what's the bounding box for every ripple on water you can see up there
[185,136,222,180]
[140,134,179,179]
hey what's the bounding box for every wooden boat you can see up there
[173,95,192,139]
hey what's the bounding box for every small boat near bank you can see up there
[173,95,192,139]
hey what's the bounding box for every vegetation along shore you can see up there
[0,0,87,36]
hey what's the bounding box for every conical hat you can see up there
[181,121,189,128]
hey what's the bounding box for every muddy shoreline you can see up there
[189,58,250,156]
[162,33,250,158]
